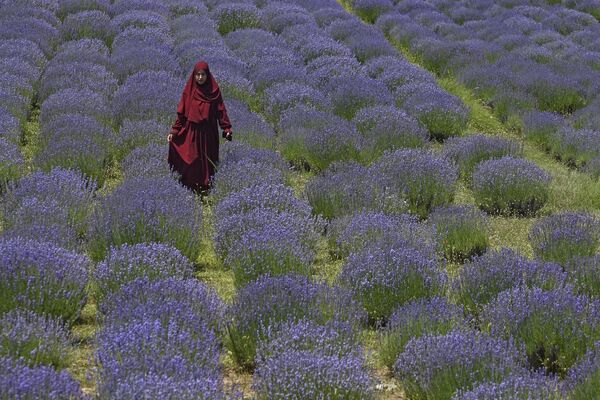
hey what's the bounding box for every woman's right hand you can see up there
[167,133,173,142]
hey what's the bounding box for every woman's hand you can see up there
[222,130,232,141]
[167,133,173,142]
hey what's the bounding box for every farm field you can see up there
[1,0,600,399]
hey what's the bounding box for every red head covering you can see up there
[177,61,222,123]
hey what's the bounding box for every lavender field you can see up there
[1,0,600,398]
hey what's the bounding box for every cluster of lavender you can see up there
[96,277,227,399]
[380,297,468,370]
[227,274,374,397]
[472,156,552,216]
[338,242,447,323]
[480,286,600,376]
[1,167,97,251]
[566,341,600,399]
[529,211,600,266]
[452,248,566,315]
[394,330,527,400]
[370,0,600,176]
[452,373,564,400]
[88,176,202,261]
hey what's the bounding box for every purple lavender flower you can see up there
[171,14,219,43]
[263,82,332,120]
[549,126,600,168]
[99,277,225,336]
[112,70,183,125]
[40,88,111,126]
[0,309,71,368]
[282,27,351,62]
[278,107,363,170]
[481,286,600,375]
[211,159,286,202]
[93,242,195,304]
[373,148,459,218]
[261,3,315,34]
[219,140,285,170]
[0,39,46,69]
[0,106,21,143]
[116,119,170,155]
[96,318,222,399]
[39,61,118,101]
[428,204,490,262]
[60,10,112,42]
[89,177,201,261]
[314,7,354,28]
[380,297,467,369]
[352,105,428,161]
[472,156,551,216]
[0,237,90,323]
[351,0,394,23]
[227,274,367,369]
[111,44,180,82]
[107,373,226,400]
[215,207,322,260]
[522,110,567,150]
[453,248,566,314]
[347,32,398,62]
[111,26,174,54]
[253,350,375,399]
[0,356,86,399]
[306,55,364,87]
[0,87,30,123]
[327,210,436,259]
[395,330,526,400]
[256,319,359,364]
[401,88,470,141]
[225,223,315,288]
[0,137,24,184]
[214,183,313,222]
[0,57,40,86]
[326,76,394,120]
[53,38,110,67]
[109,10,169,34]
[57,0,110,18]
[212,3,264,35]
[225,99,277,148]
[442,134,522,178]
[338,243,446,323]
[0,17,58,56]
[2,166,96,236]
[452,372,564,400]
[109,0,170,16]
[566,340,600,399]
[530,211,600,266]
[305,161,406,218]
[583,155,600,179]
[121,143,175,179]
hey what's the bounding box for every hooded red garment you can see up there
[168,61,232,192]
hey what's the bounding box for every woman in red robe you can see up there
[168,61,233,193]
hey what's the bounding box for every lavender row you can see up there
[365,0,600,176]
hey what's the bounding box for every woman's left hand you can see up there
[222,130,232,141]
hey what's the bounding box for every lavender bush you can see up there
[567,341,600,400]
[121,143,176,179]
[394,330,526,400]
[352,105,428,161]
[89,177,202,261]
[226,274,367,370]
[40,88,111,127]
[211,160,286,203]
[472,156,551,216]
[0,137,24,186]
[305,161,405,219]
[93,242,195,304]
[548,127,600,169]
[96,318,223,400]
[374,149,459,218]
[39,61,118,101]
[116,119,169,157]
[442,134,522,178]
[530,211,600,265]
[565,255,600,297]
[0,237,90,323]
[522,111,566,150]
[428,205,490,262]
[99,277,225,336]
[253,350,374,400]
[338,243,446,323]
[380,297,467,370]
[0,357,86,400]
[327,211,436,259]
[453,248,566,314]
[60,10,112,42]
[452,373,564,400]
[481,286,600,375]
[0,309,71,368]
[212,3,264,35]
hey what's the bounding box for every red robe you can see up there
[168,61,232,192]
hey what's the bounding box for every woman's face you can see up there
[195,69,208,85]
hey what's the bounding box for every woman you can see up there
[168,61,233,193]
